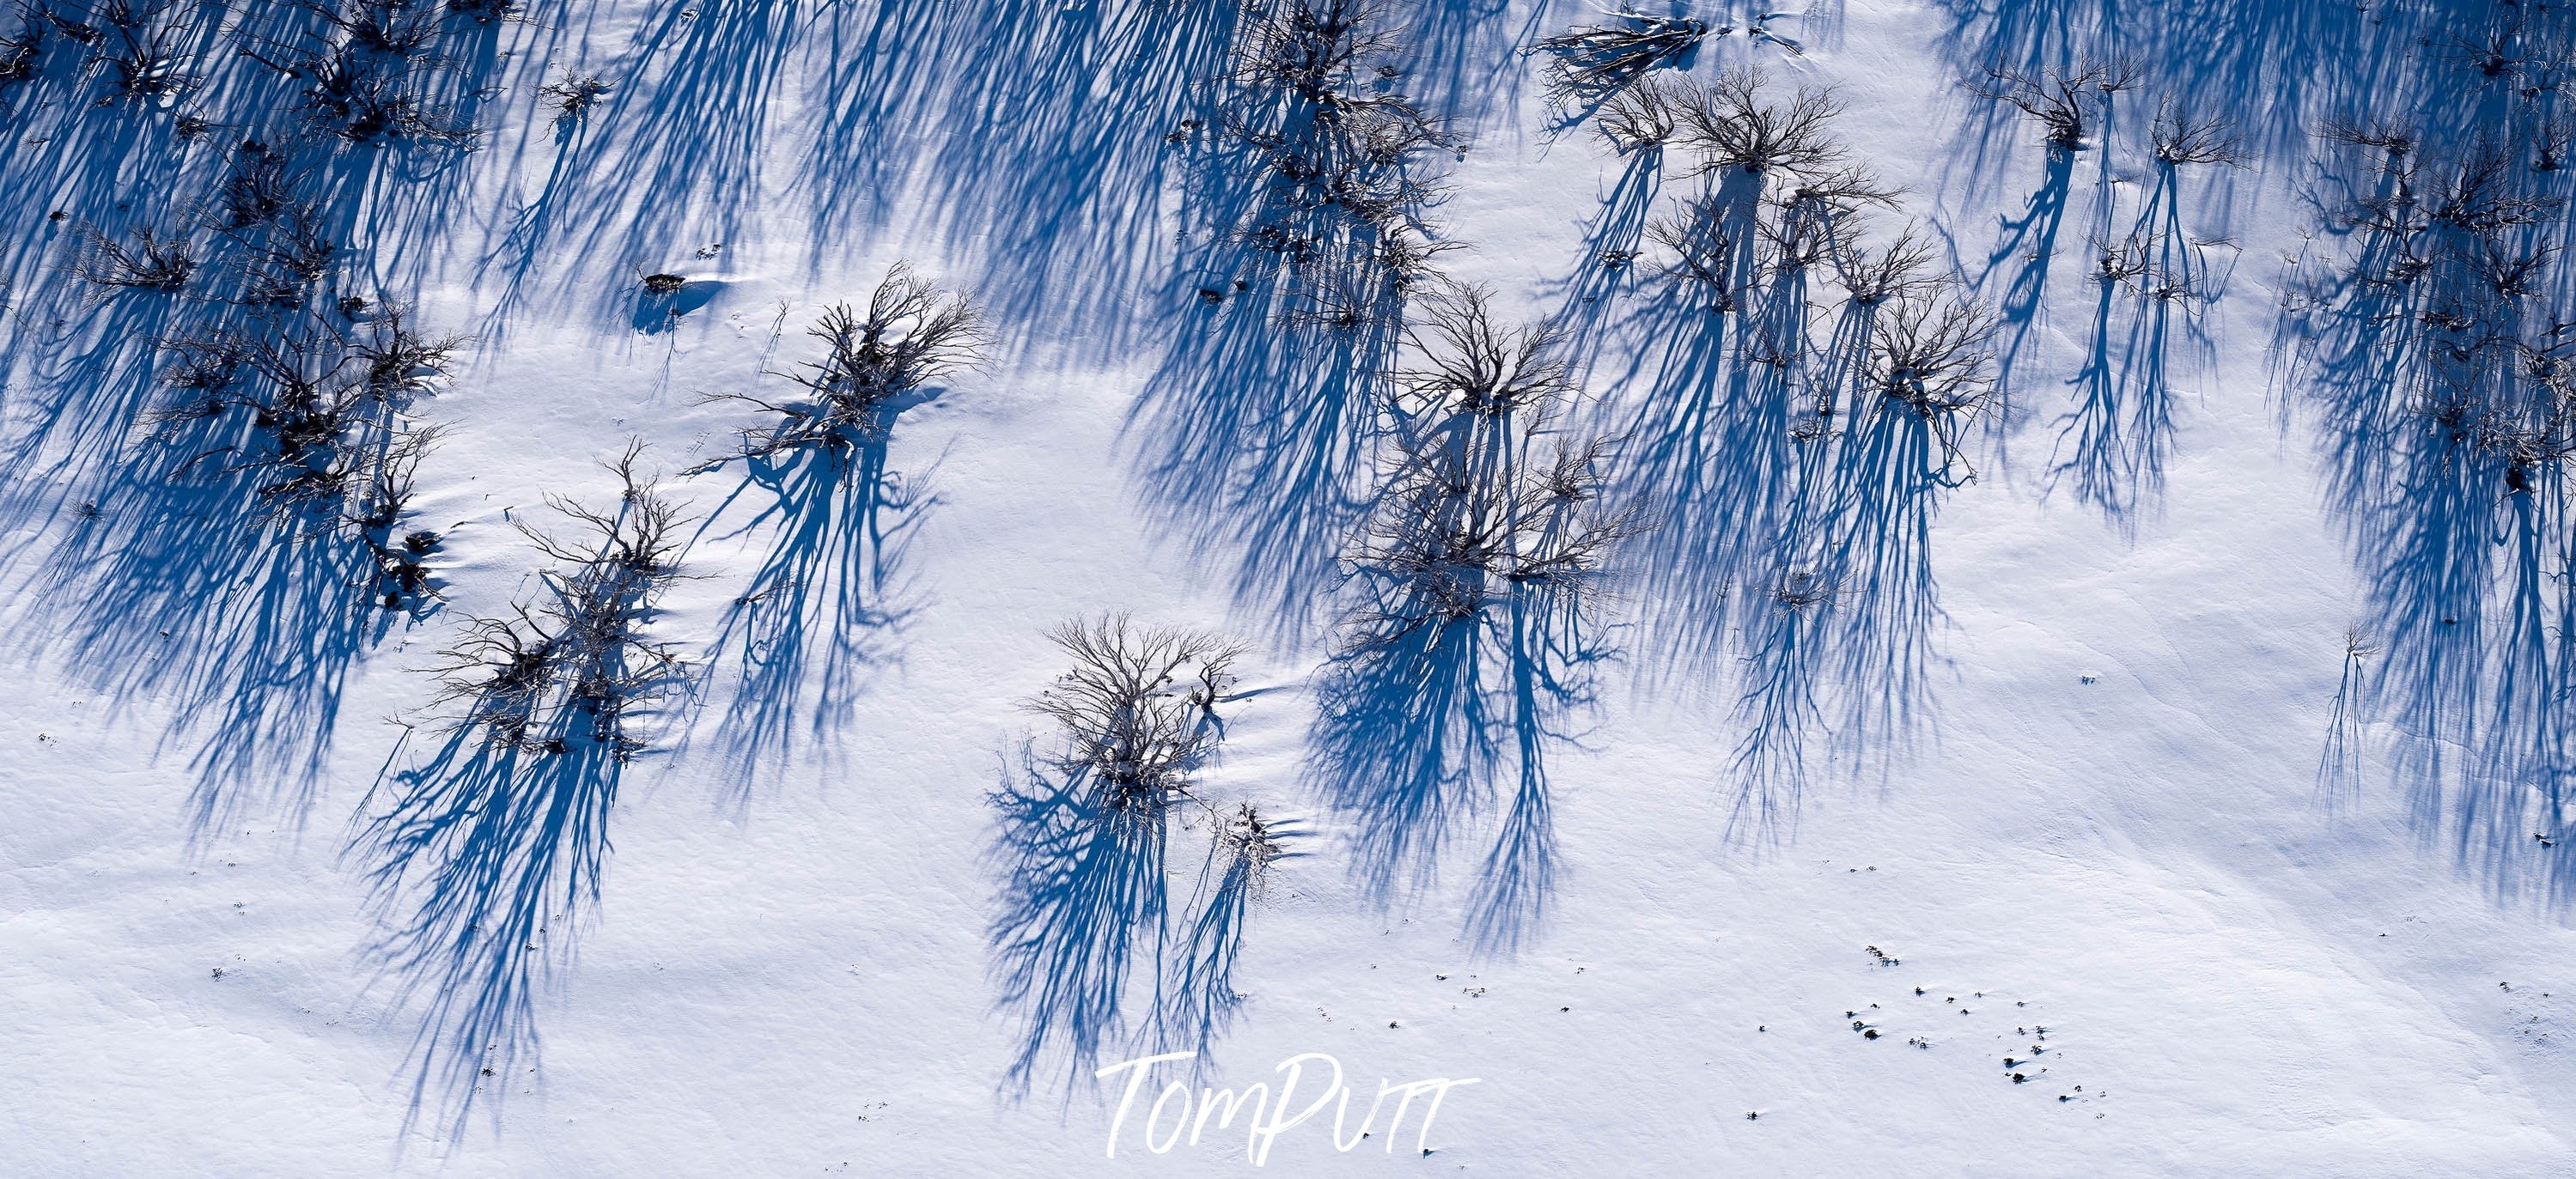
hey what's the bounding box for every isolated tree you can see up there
[1026,616,1243,813]
[1968,56,2147,151]
[700,264,988,469]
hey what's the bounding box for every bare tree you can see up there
[149,305,460,562]
[432,445,690,754]
[1679,67,1847,177]
[2150,100,2249,167]
[1340,290,1641,644]
[1026,616,1243,813]
[1212,803,1286,888]
[69,222,195,290]
[538,70,611,123]
[1203,0,1458,313]
[1867,290,2000,474]
[1345,425,1641,641]
[89,0,198,108]
[1761,167,1900,276]
[240,30,479,146]
[300,0,443,58]
[1391,283,1576,417]
[1275,269,1405,335]
[1832,224,1940,307]
[1532,14,1711,105]
[1594,69,1690,152]
[699,264,988,467]
[2535,114,2576,173]
[0,15,42,92]
[222,206,339,307]
[2429,138,2562,232]
[1228,0,1404,102]
[211,139,298,228]
[2318,112,2416,161]
[1648,193,1753,313]
[1968,56,2146,151]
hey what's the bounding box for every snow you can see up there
[5,0,2576,1174]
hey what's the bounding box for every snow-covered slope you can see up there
[6,0,2576,1174]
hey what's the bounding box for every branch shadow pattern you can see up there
[353,726,626,1140]
[1306,588,1606,953]
[1605,145,1978,844]
[355,451,688,1136]
[0,2,555,839]
[1125,3,1459,647]
[986,749,1297,1095]
[2046,159,2234,528]
[692,426,935,799]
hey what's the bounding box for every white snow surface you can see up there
[5,0,2576,1175]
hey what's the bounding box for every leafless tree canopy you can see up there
[148,303,463,598]
[1533,14,1710,106]
[84,0,200,108]
[1968,55,2147,150]
[1335,287,1644,644]
[430,445,690,755]
[235,0,486,146]
[69,222,196,291]
[2150,100,2249,167]
[1832,225,1940,307]
[539,71,612,123]
[0,15,40,92]
[702,264,989,467]
[1392,283,1579,418]
[1204,0,1457,324]
[1026,616,1243,813]
[1678,67,1848,177]
[1867,291,2001,472]
[1594,70,1691,153]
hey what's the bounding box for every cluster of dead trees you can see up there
[59,128,463,611]
[150,303,460,602]
[410,264,991,763]
[1337,283,1642,649]
[2297,80,2576,495]
[1532,12,1711,108]
[426,445,689,759]
[1602,66,2001,471]
[2,0,204,111]
[238,0,495,147]
[4,1,499,143]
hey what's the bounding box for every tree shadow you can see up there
[2272,2,2576,909]
[1544,145,1666,368]
[1128,291,1396,648]
[352,724,629,1140]
[2044,159,2228,528]
[1147,811,1308,1068]
[1974,148,2072,409]
[1722,374,1952,844]
[689,420,938,802]
[1304,571,1611,954]
[1611,173,1781,684]
[985,750,1171,1097]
